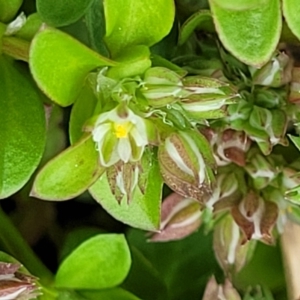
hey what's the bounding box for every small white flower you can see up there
[92,106,149,167]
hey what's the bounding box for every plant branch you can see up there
[2,36,30,62]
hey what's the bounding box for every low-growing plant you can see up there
[1,0,300,299]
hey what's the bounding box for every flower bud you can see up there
[206,168,244,211]
[245,148,279,189]
[180,77,239,119]
[243,286,274,300]
[213,214,256,274]
[158,130,216,203]
[281,167,300,205]
[226,99,253,130]
[231,191,278,244]
[202,276,241,300]
[150,193,202,242]
[201,128,251,167]
[0,262,41,300]
[140,67,184,107]
[253,88,287,109]
[262,187,287,234]
[247,106,288,155]
[249,51,293,87]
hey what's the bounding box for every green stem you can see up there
[2,36,29,62]
[0,206,53,284]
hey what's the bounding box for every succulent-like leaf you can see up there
[37,0,94,27]
[209,0,281,67]
[0,57,46,199]
[0,0,22,22]
[283,0,300,42]
[55,234,131,289]
[31,135,105,200]
[89,154,163,231]
[104,0,175,56]
[29,27,117,106]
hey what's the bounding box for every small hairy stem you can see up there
[0,206,53,284]
[280,221,300,300]
[2,36,30,62]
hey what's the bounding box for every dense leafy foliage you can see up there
[1,0,300,299]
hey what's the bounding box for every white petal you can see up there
[116,171,127,195]
[94,110,112,125]
[99,143,120,167]
[130,126,148,147]
[92,123,111,144]
[117,138,132,163]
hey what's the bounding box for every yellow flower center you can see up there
[113,122,132,138]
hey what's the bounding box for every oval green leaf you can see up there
[288,134,300,152]
[80,288,140,300]
[29,27,117,106]
[0,0,22,22]
[209,0,281,67]
[282,0,300,41]
[85,0,109,56]
[37,0,94,27]
[0,57,46,199]
[55,234,131,289]
[31,135,105,200]
[89,156,163,231]
[211,0,268,10]
[104,0,175,56]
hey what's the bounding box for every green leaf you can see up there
[31,135,105,201]
[0,0,22,22]
[283,0,300,42]
[0,57,46,199]
[104,0,175,56]
[37,0,94,27]
[85,0,109,56]
[288,134,300,152]
[211,0,268,10]
[55,234,131,289]
[29,27,117,107]
[79,288,140,300]
[89,155,163,231]
[59,227,105,262]
[209,0,281,67]
[107,45,151,80]
[15,13,43,41]
[69,81,98,144]
[178,10,214,46]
